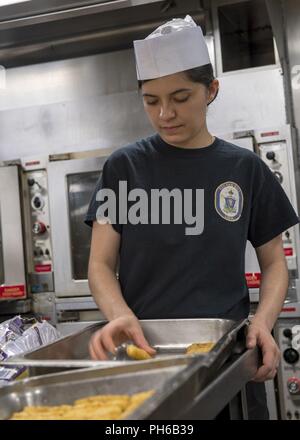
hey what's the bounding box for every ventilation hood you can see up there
[0,0,206,67]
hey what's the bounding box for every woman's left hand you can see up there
[246,321,281,382]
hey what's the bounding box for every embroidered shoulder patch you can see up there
[215,181,243,222]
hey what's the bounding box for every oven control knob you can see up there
[31,194,44,210]
[266,151,275,161]
[283,348,299,364]
[287,377,300,395]
[283,328,293,339]
[32,221,47,235]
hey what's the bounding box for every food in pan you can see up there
[126,344,153,360]
[120,391,155,419]
[185,342,215,354]
[125,342,215,359]
[9,390,155,420]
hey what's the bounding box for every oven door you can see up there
[0,166,26,300]
[48,156,107,297]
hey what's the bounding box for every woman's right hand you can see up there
[89,315,156,360]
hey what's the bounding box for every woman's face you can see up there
[141,72,219,147]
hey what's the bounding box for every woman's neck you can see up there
[165,128,214,149]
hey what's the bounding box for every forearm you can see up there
[88,262,134,321]
[252,259,288,331]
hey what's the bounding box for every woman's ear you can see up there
[207,79,219,105]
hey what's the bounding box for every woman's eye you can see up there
[145,100,158,106]
[174,96,189,103]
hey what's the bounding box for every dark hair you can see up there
[138,63,219,105]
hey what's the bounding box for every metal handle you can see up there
[0,354,192,369]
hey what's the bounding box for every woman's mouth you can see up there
[161,125,183,133]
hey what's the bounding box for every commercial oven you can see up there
[222,124,300,303]
[0,157,54,316]
[0,165,26,301]
[47,153,109,298]
[0,151,107,321]
[45,150,111,326]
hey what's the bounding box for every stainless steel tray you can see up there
[24,318,237,358]
[1,319,240,376]
[12,319,235,360]
[0,319,251,420]
[0,358,191,420]
[0,335,257,420]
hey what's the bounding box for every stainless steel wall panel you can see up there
[0,50,138,110]
[0,50,153,161]
[208,67,286,134]
[0,57,287,161]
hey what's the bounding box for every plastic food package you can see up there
[0,316,26,346]
[0,316,60,385]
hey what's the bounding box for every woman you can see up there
[84,16,299,419]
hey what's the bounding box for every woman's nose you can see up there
[159,103,176,120]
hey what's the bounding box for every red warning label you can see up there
[0,284,26,299]
[245,273,261,288]
[284,248,293,256]
[34,264,52,273]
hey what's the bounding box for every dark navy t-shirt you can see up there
[85,134,299,320]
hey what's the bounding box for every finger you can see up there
[253,367,277,382]
[89,337,107,361]
[101,331,117,356]
[252,366,271,382]
[271,368,279,379]
[246,327,258,349]
[90,333,109,360]
[261,346,278,371]
[253,340,279,381]
[130,328,156,354]
[89,340,98,360]
[272,354,280,373]
[252,364,274,382]
[262,367,277,382]
[275,348,281,367]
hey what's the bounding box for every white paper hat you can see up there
[134,15,211,80]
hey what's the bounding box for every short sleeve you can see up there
[248,160,299,248]
[84,158,122,234]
